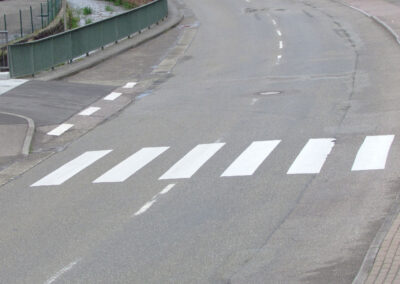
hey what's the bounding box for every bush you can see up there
[82,6,92,15]
[67,8,80,29]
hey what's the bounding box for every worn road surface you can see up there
[2,0,400,283]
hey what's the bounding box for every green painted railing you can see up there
[8,0,168,78]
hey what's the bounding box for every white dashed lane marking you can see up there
[31,150,112,187]
[123,82,137,89]
[104,92,122,101]
[47,124,74,136]
[352,135,395,171]
[79,107,101,116]
[133,184,176,216]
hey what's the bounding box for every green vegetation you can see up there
[85,18,93,25]
[105,5,114,12]
[82,6,93,15]
[67,8,80,29]
[105,0,137,10]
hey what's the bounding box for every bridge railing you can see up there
[8,0,168,78]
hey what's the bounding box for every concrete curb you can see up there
[36,0,184,81]
[0,111,35,156]
[340,1,400,46]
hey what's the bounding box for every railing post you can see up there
[3,14,7,32]
[30,6,34,33]
[41,3,44,28]
[19,10,23,38]
[47,0,50,25]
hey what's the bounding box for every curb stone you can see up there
[0,111,35,156]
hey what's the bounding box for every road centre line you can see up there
[104,92,122,101]
[47,124,74,136]
[123,82,137,88]
[44,259,80,284]
[134,184,176,216]
[31,150,112,186]
[287,138,335,174]
[134,200,156,216]
[272,19,277,25]
[279,41,283,49]
[276,30,282,36]
[352,135,395,171]
[159,183,175,195]
[222,140,281,177]
[79,107,100,116]
[159,143,225,179]
[93,147,169,183]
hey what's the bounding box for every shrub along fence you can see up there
[8,0,168,78]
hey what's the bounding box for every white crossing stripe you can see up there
[93,147,169,183]
[123,82,137,88]
[159,143,225,179]
[79,106,100,116]
[221,140,281,177]
[104,92,122,101]
[287,138,335,174]
[31,150,112,186]
[352,135,395,171]
[47,124,74,136]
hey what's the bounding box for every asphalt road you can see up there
[2,0,400,283]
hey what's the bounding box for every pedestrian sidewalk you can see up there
[342,1,400,283]
[0,112,34,170]
[343,0,400,44]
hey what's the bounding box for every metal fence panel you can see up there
[33,38,53,71]
[8,0,168,78]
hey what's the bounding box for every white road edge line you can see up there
[47,124,74,136]
[78,106,101,116]
[44,259,80,284]
[352,135,395,171]
[104,92,122,101]
[123,82,137,89]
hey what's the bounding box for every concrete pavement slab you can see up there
[0,80,114,126]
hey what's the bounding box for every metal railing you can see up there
[0,31,8,71]
[8,0,168,78]
[1,0,62,42]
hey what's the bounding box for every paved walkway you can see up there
[341,1,400,283]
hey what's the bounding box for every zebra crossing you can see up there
[31,135,395,187]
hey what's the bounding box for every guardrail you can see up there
[8,0,168,78]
